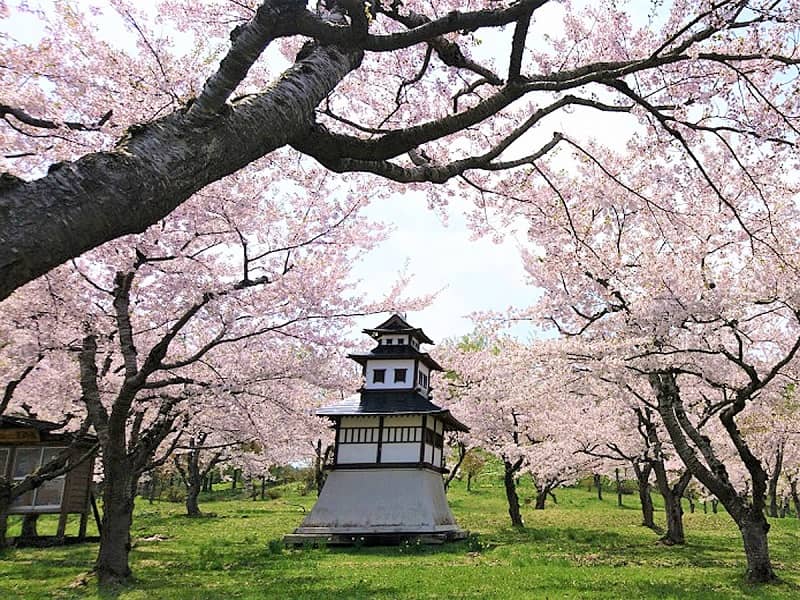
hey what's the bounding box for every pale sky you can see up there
[350,192,538,343]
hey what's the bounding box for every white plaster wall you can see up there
[378,334,407,346]
[435,419,443,434]
[434,447,442,467]
[384,415,422,427]
[340,416,380,428]
[415,363,431,395]
[364,359,415,390]
[381,443,419,462]
[338,444,378,464]
[424,443,433,464]
[296,468,462,533]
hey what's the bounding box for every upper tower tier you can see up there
[348,314,443,397]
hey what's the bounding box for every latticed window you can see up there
[382,427,422,443]
[10,447,67,510]
[339,428,380,444]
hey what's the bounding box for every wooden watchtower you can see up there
[285,314,469,545]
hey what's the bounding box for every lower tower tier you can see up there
[284,467,468,545]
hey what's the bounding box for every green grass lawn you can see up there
[1,476,799,599]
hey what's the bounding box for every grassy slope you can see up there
[1,476,799,599]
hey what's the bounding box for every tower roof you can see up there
[363,314,434,345]
[317,391,469,432]
[347,348,444,371]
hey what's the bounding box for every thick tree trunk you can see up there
[662,492,686,545]
[95,459,137,586]
[653,465,690,545]
[0,21,364,301]
[790,480,800,518]
[0,482,10,548]
[649,371,777,582]
[20,514,39,538]
[738,511,776,582]
[503,460,524,528]
[185,484,201,517]
[593,473,603,500]
[635,470,656,528]
[767,446,783,518]
[0,512,6,548]
[535,490,547,510]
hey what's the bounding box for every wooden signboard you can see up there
[0,428,40,443]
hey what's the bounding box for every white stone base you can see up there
[286,467,466,543]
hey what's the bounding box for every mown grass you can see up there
[1,475,799,599]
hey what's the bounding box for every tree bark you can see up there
[443,442,467,492]
[653,463,691,545]
[0,24,363,301]
[767,445,783,518]
[649,371,777,582]
[790,479,800,518]
[0,482,8,548]
[503,459,524,527]
[739,511,776,582]
[186,483,201,517]
[593,473,603,500]
[20,514,39,538]
[95,457,137,586]
[615,468,623,507]
[633,463,655,528]
[662,490,686,545]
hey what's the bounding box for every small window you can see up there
[397,338,405,344]
[394,368,407,383]
[373,369,386,383]
[10,447,67,510]
[385,338,393,345]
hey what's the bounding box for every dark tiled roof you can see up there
[0,415,63,431]
[363,314,434,344]
[347,349,443,371]
[316,391,468,432]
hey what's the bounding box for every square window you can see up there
[373,369,386,383]
[35,477,65,507]
[394,368,407,383]
[13,448,41,479]
[385,338,393,345]
[11,489,34,509]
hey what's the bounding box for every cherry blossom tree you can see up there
[2,152,416,583]
[439,335,596,526]
[3,0,800,302]
[0,282,98,546]
[497,121,800,580]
